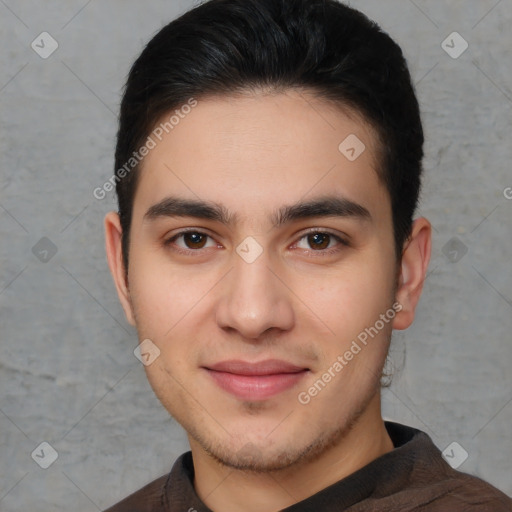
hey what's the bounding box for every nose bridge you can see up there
[215,244,294,338]
[233,250,274,303]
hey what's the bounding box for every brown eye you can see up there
[294,230,347,255]
[166,231,217,252]
[182,232,208,249]
[307,233,331,250]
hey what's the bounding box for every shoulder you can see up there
[102,452,197,512]
[380,422,512,511]
[103,473,169,512]
[413,467,512,511]
[429,466,512,511]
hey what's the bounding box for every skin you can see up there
[105,89,431,512]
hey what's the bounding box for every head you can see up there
[105,0,431,472]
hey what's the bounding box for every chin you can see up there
[207,440,307,473]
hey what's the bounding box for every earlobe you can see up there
[392,217,432,331]
[104,211,136,326]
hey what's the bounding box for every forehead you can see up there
[132,90,389,230]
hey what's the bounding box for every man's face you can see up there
[122,90,399,470]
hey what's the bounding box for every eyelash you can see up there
[163,228,349,258]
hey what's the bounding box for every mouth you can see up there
[202,359,310,401]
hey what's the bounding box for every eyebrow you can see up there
[143,195,371,226]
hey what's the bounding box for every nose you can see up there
[215,248,295,340]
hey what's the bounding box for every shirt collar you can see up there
[163,421,424,511]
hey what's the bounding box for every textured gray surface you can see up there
[0,0,511,510]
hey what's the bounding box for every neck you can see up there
[190,393,394,512]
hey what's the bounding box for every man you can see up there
[103,0,511,510]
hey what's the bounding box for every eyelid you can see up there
[164,228,221,254]
[164,227,215,239]
[295,226,349,240]
[291,227,349,252]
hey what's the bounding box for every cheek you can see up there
[127,249,204,335]
[129,274,173,337]
[127,251,215,369]
[292,260,394,340]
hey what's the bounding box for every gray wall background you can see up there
[0,0,511,510]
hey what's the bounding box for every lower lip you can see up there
[205,369,308,401]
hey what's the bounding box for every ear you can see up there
[392,217,432,330]
[104,211,136,326]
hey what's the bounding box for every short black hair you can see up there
[114,0,423,270]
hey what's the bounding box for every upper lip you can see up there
[204,359,308,376]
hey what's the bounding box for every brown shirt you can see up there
[104,421,511,511]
